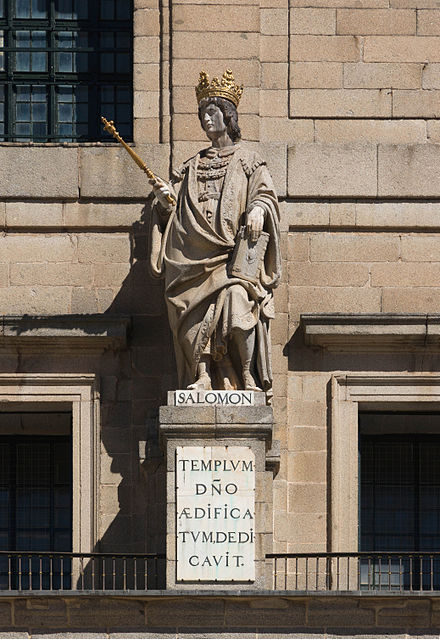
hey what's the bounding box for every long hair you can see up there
[198,97,241,142]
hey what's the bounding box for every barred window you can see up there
[0,0,132,142]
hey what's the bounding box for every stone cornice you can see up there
[0,314,130,352]
[301,313,440,351]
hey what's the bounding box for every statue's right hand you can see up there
[149,178,176,208]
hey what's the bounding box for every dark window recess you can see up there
[360,418,440,589]
[0,0,132,141]
[0,434,72,589]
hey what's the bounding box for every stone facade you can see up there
[1,0,440,635]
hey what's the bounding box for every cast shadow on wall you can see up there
[80,197,174,589]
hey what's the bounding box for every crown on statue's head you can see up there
[195,69,243,108]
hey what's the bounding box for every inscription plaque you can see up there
[176,445,255,582]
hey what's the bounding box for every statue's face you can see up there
[200,102,226,140]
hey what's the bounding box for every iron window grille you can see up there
[0,0,133,142]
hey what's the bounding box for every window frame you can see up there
[0,0,133,142]
[330,373,440,553]
[0,373,99,553]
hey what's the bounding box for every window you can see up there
[0,412,72,589]
[359,412,440,590]
[0,0,132,142]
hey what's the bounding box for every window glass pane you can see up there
[56,31,89,73]
[100,52,114,72]
[31,0,47,18]
[16,102,30,121]
[32,121,47,137]
[15,0,31,18]
[116,32,130,48]
[15,31,47,72]
[75,0,87,18]
[101,0,115,20]
[32,101,46,122]
[0,1,4,18]
[59,102,72,122]
[100,32,114,48]
[14,85,48,139]
[116,53,129,74]
[116,0,130,20]
[55,0,72,18]
[31,31,47,71]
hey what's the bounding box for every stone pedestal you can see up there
[159,391,276,590]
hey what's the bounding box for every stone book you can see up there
[228,226,270,284]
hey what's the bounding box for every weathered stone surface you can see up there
[6,202,63,227]
[337,8,416,34]
[377,600,431,627]
[69,600,145,627]
[364,35,440,61]
[290,263,368,287]
[290,88,391,117]
[355,202,440,227]
[224,600,306,626]
[309,233,399,261]
[288,451,327,482]
[77,234,130,264]
[315,119,425,143]
[289,286,382,317]
[290,8,336,34]
[33,634,106,639]
[344,62,421,88]
[290,62,342,88]
[401,235,440,261]
[146,601,224,627]
[288,144,377,197]
[371,262,440,286]
[393,89,440,117]
[79,145,169,199]
[111,632,175,639]
[0,147,78,198]
[173,5,259,31]
[260,118,314,143]
[288,426,327,452]
[261,8,289,35]
[289,35,360,61]
[288,483,326,513]
[307,600,376,626]
[378,144,440,196]
[173,32,258,59]
[14,599,67,627]
[10,263,91,286]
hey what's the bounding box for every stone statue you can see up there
[149,69,281,396]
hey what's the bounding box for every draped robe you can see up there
[150,143,281,393]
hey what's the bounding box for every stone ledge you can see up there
[0,589,439,597]
[0,314,130,351]
[301,313,440,351]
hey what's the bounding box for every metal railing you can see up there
[0,551,165,591]
[267,552,440,592]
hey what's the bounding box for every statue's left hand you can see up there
[247,206,265,242]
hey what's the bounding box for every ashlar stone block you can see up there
[378,144,440,196]
[79,145,169,199]
[0,147,78,198]
[288,143,377,197]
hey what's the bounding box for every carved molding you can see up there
[301,313,440,351]
[0,314,130,352]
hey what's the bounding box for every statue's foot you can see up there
[187,373,212,391]
[243,370,262,392]
[222,377,235,391]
